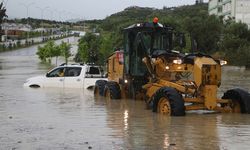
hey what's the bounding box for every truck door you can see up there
[63,67,83,88]
[45,67,65,88]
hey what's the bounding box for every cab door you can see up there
[44,67,65,88]
[63,67,83,88]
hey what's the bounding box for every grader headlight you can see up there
[124,79,128,83]
[220,60,227,66]
[173,59,182,64]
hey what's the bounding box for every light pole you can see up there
[20,2,34,43]
[47,9,54,21]
[61,10,67,36]
[54,9,63,37]
[36,6,49,40]
[46,9,54,37]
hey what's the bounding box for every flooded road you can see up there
[1,38,250,149]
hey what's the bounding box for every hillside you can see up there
[98,4,208,31]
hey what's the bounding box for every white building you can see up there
[209,0,250,27]
[2,23,32,32]
[71,31,86,37]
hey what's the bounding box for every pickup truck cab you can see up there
[23,64,107,89]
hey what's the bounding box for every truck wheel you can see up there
[222,88,250,113]
[104,81,121,100]
[94,80,107,96]
[151,87,185,116]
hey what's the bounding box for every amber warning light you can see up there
[153,17,159,24]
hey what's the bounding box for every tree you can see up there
[0,2,7,41]
[37,40,72,64]
[219,22,250,66]
[75,32,101,64]
[59,41,71,64]
[99,33,114,64]
[52,45,61,66]
[75,41,88,63]
[36,40,57,62]
[37,45,47,62]
[183,15,222,53]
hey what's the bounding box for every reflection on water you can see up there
[1,42,250,149]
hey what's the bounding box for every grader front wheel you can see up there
[222,88,250,113]
[158,97,171,115]
[232,101,241,113]
[151,87,185,116]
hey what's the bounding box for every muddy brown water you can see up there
[1,39,250,150]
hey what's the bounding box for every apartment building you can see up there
[208,0,250,27]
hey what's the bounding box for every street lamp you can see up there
[46,9,55,37]
[20,2,35,43]
[36,6,49,39]
[47,9,54,21]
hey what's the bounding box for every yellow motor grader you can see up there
[94,19,250,116]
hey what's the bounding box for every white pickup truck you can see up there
[23,64,107,89]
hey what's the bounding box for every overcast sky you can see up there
[4,0,208,21]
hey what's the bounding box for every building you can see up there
[208,0,250,27]
[1,23,32,40]
[2,23,32,32]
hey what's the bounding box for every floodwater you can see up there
[1,39,250,150]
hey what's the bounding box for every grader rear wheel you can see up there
[94,80,107,97]
[94,86,100,97]
[105,88,111,101]
[151,87,185,116]
[104,81,121,100]
[232,101,241,113]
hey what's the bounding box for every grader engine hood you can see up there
[193,57,221,88]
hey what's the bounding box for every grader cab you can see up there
[94,19,250,116]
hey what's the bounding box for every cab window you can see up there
[64,67,82,77]
[88,66,100,74]
[85,66,101,78]
[47,67,65,77]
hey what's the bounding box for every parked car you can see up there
[23,64,107,89]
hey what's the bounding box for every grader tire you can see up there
[151,87,185,116]
[94,80,107,96]
[104,81,121,100]
[222,88,250,113]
